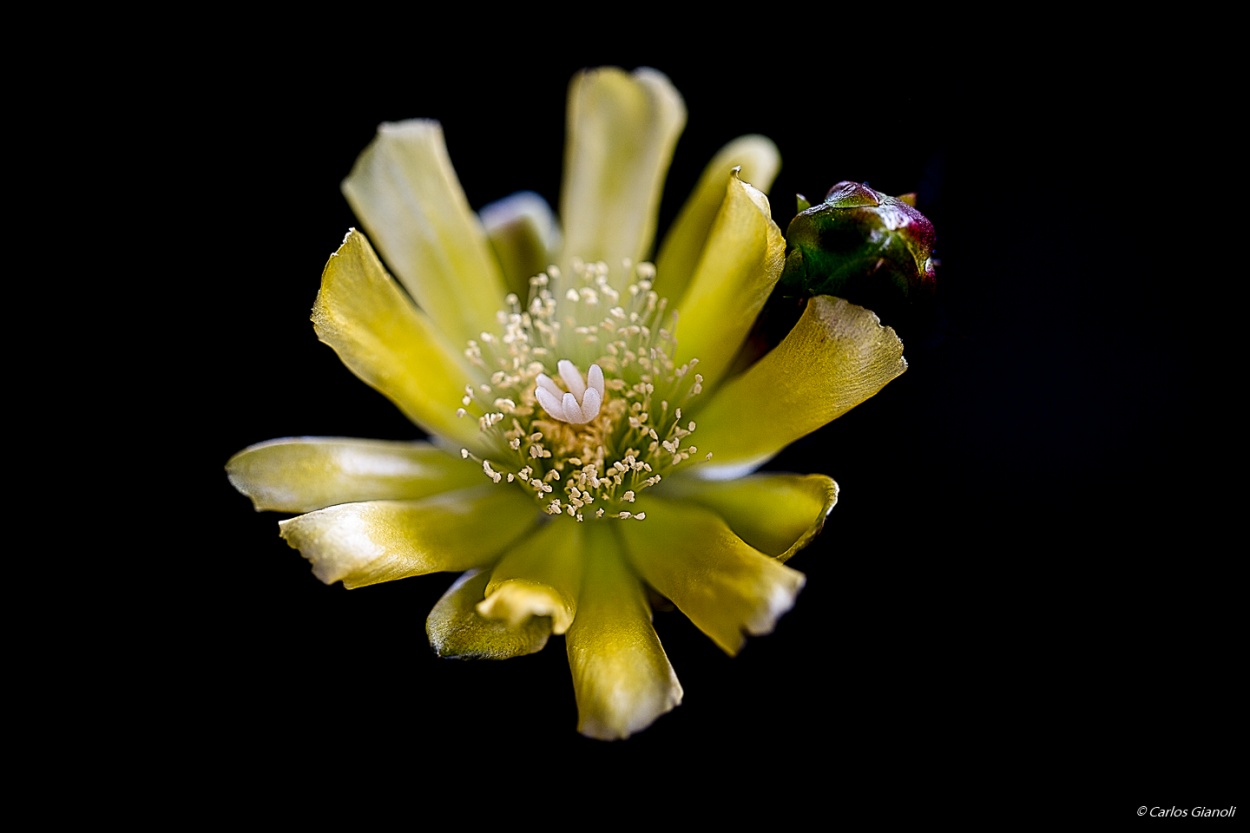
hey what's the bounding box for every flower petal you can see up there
[618,500,805,656]
[565,524,682,740]
[659,472,838,563]
[670,172,786,389]
[479,520,585,635]
[426,569,552,660]
[479,191,561,301]
[278,486,538,589]
[559,67,686,270]
[341,120,509,347]
[692,296,907,478]
[226,438,484,514]
[312,229,488,453]
[656,134,781,304]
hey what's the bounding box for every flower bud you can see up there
[779,181,937,312]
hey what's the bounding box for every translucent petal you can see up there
[659,472,838,563]
[479,190,561,301]
[311,229,487,454]
[278,486,538,589]
[427,569,552,660]
[480,520,585,635]
[619,499,805,656]
[565,524,682,740]
[341,120,508,347]
[693,296,907,478]
[656,134,781,304]
[226,438,483,513]
[559,67,686,271]
[671,173,786,390]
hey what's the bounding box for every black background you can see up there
[190,37,1234,822]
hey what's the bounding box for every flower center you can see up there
[457,259,707,521]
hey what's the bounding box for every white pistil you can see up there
[535,360,605,424]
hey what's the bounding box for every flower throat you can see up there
[458,259,706,521]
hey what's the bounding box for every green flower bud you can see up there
[779,181,937,312]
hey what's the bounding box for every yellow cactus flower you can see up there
[226,66,907,740]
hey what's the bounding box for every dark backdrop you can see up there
[193,42,1231,821]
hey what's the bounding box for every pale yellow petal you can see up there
[278,486,538,589]
[479,191,561,301]
[226,438,483,514]
[565,524,682,740]
[341,120,508,347]
[656,134,781,304]
[479,520,584,635]
[427,569,552,660]
[671,173,786,389]
[659,472,838,563]
[559,67,686,270]
[693,296,907,478]
[619,500,805,656]
[312,229,488,454]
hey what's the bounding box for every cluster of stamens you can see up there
[458,259,707,521]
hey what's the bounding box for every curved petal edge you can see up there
[656,133,781,304]
[659,472,838,563]
[278,486,538,589]
[693,296,907,477]
[342,119,507,346]
[619,499,806,656]
[311,229,488,454]
[671,171,786,390]
[565,525,682,740]
[559,67,686,271]
[427,569,553,660]
[226,437,484,514]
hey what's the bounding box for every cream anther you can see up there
[535,360,605,424]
